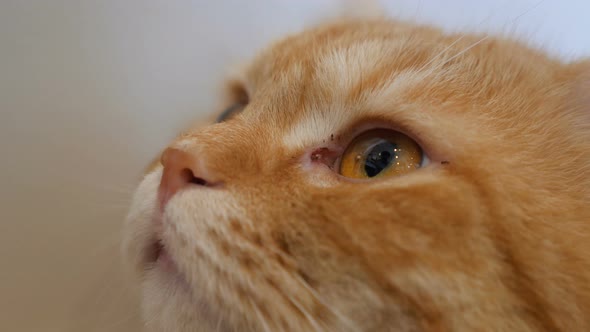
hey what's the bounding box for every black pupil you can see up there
[364,141,397,177]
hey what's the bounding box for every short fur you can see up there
[124,17,590,332]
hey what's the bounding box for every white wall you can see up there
[0,1,588,331]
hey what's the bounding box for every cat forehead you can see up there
[229,20,562,153]
[240,22,440,150]
[245,21,429,93]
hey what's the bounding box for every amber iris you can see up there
[339,129,423,179]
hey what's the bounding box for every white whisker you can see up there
[442,35,490,65]
[413,0,422,19]
[285,294,326,332]
[293,276,357,331]
[418,0,546,76]
[510,0,546,24]
[415,35,469,74]
[215,314,223,332]
[249,299,273,332]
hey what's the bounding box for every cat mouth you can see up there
[141,214,179,273]
[145,238,180,274]
[147,239,164,263]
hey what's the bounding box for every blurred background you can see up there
[0,1,588,331]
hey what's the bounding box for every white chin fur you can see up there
[141,268,220,332]
[122,168,162,276]
[123,167,244,332]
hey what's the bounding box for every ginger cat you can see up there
[123,14,590,332]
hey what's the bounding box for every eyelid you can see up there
[337,120,417,149]
[336,126,414,159]
[332,118,438,165]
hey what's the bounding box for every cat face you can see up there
[123,20,590,332]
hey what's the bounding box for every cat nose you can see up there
[158,147,215,211]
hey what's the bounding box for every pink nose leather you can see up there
[158,148,209,211]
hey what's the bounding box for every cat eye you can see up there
[216,103,245,123]
[339,129,423,179]
[218,82,249,123]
